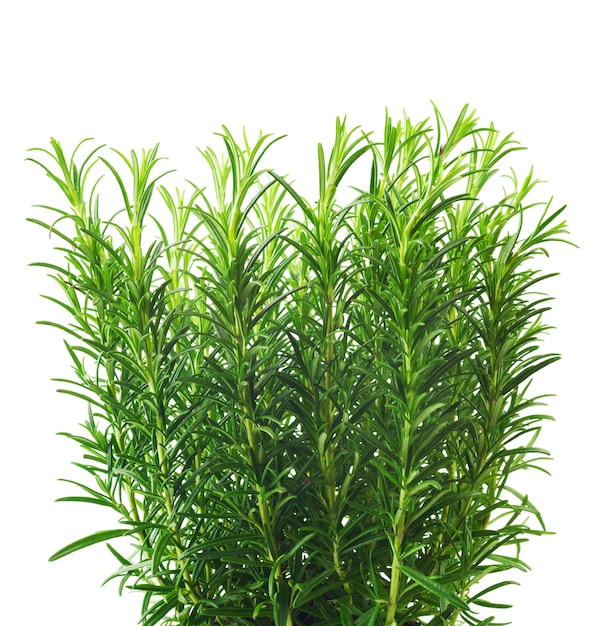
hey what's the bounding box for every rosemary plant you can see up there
[28,105,569,626]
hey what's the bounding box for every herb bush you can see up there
[28,105,569,626]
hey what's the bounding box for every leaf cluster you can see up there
[27,105,570,626]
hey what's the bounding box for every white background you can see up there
[1,1,589,624]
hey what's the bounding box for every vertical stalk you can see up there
[146,363,200,605]
[385,424,410,625]
[385,223,415,626]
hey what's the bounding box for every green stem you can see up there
[385,420,410,626]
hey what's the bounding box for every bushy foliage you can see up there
[28,105,569,626]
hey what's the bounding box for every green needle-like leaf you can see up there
[49,529,132,561]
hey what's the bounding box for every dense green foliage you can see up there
[28,105,569,626]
